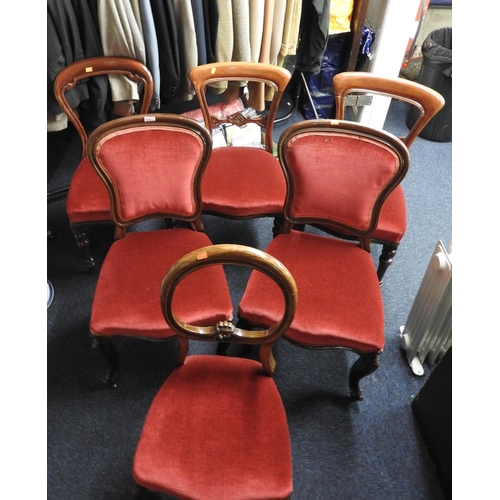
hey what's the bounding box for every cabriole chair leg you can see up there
[91,337,120,387]
[377,242,398,285]
[71,226,95,272]
[349,352,380,401]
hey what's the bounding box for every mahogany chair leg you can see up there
[164,218,178,229]
[349,352,380,401]
[71,226,95,272]
[216,342,230,356]
[91,337,120,387]
[377,242,398,285]
[292,223,306,232]
[131,483,150,499]
[272,215,284,237]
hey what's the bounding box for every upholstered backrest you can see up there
[54,56,154,159]
[333,72,445,148]
[189,62,291,153]
[278,120,410,238]
[160,244,298,375]
[86,114,212,227]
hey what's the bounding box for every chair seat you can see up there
[133,355,293,500]
[239,230,385,352]
[90,229,233,339]
[66,157,112,224]
[201,147,286,217]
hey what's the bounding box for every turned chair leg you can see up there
[71,226,95,272]
[91,337,120,387]
[349,352,380,401]
[377,242,398,285]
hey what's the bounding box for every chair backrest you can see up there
[333,72,445,148]
[189,62,291,153]
[160,244,298,375]
[86,114,212,232]
[278,119,410,249]
[54,56,154,159]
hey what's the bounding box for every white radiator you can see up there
[400,240,452,376]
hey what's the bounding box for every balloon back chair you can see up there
[52,56,154,271]
[238,119,410,401]
[188,62,291,234]
[319,72,445,284]
[86,114,234,387]
[132,244,297,500]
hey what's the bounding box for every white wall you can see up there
[358,0,422,129]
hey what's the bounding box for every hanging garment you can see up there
[97,0,147,114]
[268,0,287,66]
[202,0,219,63]
[211,0,233,93]
[191,0,208,65]
[231,0,251,62]
[295,0,330,74]
[277,0,302,67]
[329,0,354,34]
[214,0,234,63]
[47,0,89,129]
[138,0,161,111]
[249,0,265,63]
[69,0,110,126]
[171,0,198,101]
[264,0,287,101]
[47,12,71,130]
[149,0,180,104]
[222,0,252,101]
[246,0,274,111]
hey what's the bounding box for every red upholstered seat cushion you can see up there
[90,230,233,339]
[133,355,293,500]
[66,157,112,224]
[239,230,385,352]
[201,147,286,217]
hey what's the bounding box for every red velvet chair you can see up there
[86,114,233,386]
[188,62,291,234]
[321,72,445,284]
[52,57,154,271]
[238,119,410,401]
[132,244,297,500]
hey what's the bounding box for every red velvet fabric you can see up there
[238,230,385,352]
[66,157,112,224]
[181,98,244,123]
[201,148,286,217]
[319,184,406,243]
[284,133,401,232]
[372,184,406,243]
[96,127,205,221]
[133,355,293,500]
[90,230,233,339]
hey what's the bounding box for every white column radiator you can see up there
[400,240,452,376]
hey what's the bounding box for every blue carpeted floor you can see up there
[47,95,452,500]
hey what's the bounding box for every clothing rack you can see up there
[48,0,370,199]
